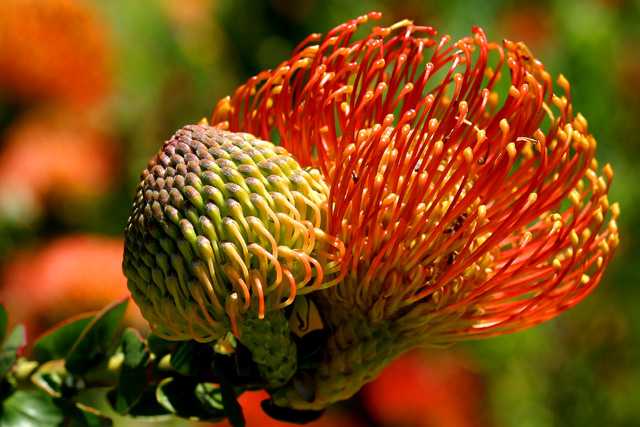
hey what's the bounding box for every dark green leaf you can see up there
[213,354,245,427]
[194,382,226,416]
[31,368,65,397]
[33,312,96,364]
[31,360,80,401]
[113,328,151,413]
[146,330,175,358]
[0,324,26,379]
[170,340,213,376]
[0,300,8,344]
[156,377,226,422]
[0,390,65,427]
[53,397,112,426]
[31,361,112,426]
[65,297,129,376]
[0,375,17,401]
[260,399,325,424]
[106,386,170,418]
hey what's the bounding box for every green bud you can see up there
[123,126,345,373]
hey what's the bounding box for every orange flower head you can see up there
[1,235,145,340]
[212,12,619,342]
[124,12,619,410]
[0,110,117,212]
[0,0,112,107]
[361,349,490,427]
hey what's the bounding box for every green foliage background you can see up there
[1,0,639,425]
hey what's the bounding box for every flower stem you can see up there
[271,293,411,410]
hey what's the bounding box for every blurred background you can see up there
[0,0,638,426]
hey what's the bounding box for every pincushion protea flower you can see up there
[124,12,619,412]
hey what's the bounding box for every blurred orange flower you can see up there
[361,349,491,427]
[496,5,554,51]
[0,234,145,339]
[0,109,117,219]
[0,0,112,107]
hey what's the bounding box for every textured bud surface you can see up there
[123,125,344,344]
[239,307,297,386]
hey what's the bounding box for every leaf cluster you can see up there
[0,297,329,426]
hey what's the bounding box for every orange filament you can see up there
[210,13,619,343]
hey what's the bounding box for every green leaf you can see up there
[0,300,8,344]
[0,390,65,427]
[53,397,112,426]
[31,365,66,397]
[31,361,112,426]
[260,399,325,424]
[0,374,17,402]
[112,328,151,413]
[0,324,26,379]
[156,377,227,422]
[32,312,96,364]
[106,386,170,418]
[194,382,226,416]
[212,354,245,427]
[65,297,129,376]
[146,330,175,358]
[170,340,213,376]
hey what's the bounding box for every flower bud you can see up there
[123,125,345,383]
